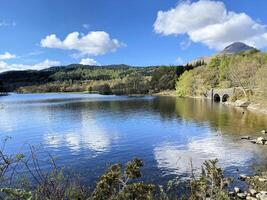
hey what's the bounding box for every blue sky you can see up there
[0,0,267,72]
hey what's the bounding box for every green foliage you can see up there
[125,158,143,179]
[91,158,155,200]
[176,52,267,104]
[3,65,183,95]
[176,71,194,97]
[91,164,122,200]
[0,63,201,95]
[208,56,221,68]
[189,159,231,200]
[115,183,155,200]
[0,188,33,200]
[176,66,219,97]
[150,67,178,92]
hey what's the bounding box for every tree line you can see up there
[0,62,203,95]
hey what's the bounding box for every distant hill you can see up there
[0,64,189,93]
[219,42,258,55]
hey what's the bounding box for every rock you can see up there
[234,187,241,193]
[256,137,267,145]
[250,139,257,144]
[235,100,250,107]
[240,174,247,181]
[229,191,235,196]
[259,178,267,182]
[257,193,267,200]
[249,189,257,196]
[241,136,251,140]
[237,193,247,199]
[262,130,267,134]
[246,197,257,200]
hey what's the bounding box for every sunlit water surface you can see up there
[0,93,267,186]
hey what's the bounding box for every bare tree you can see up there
[227,58,260,100]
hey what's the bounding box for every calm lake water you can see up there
[0,93,267,186]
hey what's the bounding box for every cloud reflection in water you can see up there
[44,112,118,156]
[154,135,258,175]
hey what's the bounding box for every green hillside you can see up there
[0,64,198,95]
[176,50,267,107]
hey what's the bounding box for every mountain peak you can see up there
[220,42,257,55]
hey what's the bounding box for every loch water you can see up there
[0,93,267,186]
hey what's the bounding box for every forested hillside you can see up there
[0,63,199,95]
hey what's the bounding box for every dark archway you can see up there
[0,80,4,93]
[222,94,229,102]
[214,94,220,102]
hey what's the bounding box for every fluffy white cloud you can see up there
[41,31,125,56]
[154,0,267,50]
[80,58,100,66]
[0,52,16,60]
[33,59,61,69]
[0,59,60,73]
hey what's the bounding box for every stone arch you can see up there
[213,94,220,102]
[222,94,229,102]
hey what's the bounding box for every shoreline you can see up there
[5,91,267,116]
[154,90,267,116]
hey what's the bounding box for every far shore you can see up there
[154,90,267,116]
[3,90,267,115]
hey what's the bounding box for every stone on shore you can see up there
[256,192,267,200]
[249,189,257,196]
[235,100,250,107]
[259,178,267,182]
[256,137,267,145]
[234,187,241,193]
[246,197,257,200]
[237,193,247,199]
[241,136,251,140]
[262,130,267,134]
[240,174,247,180]
[250,139,257,144]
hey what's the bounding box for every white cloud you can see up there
[27,51,44,56]
[154,0,267,50]
[82,24,90,29]
[0,59,60,73]
[41,31,125,56]
[0,21,16,27]
[80,58,100,66]
[33,59,60,69]
[0,52,16,60]
[180,39,192,50]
